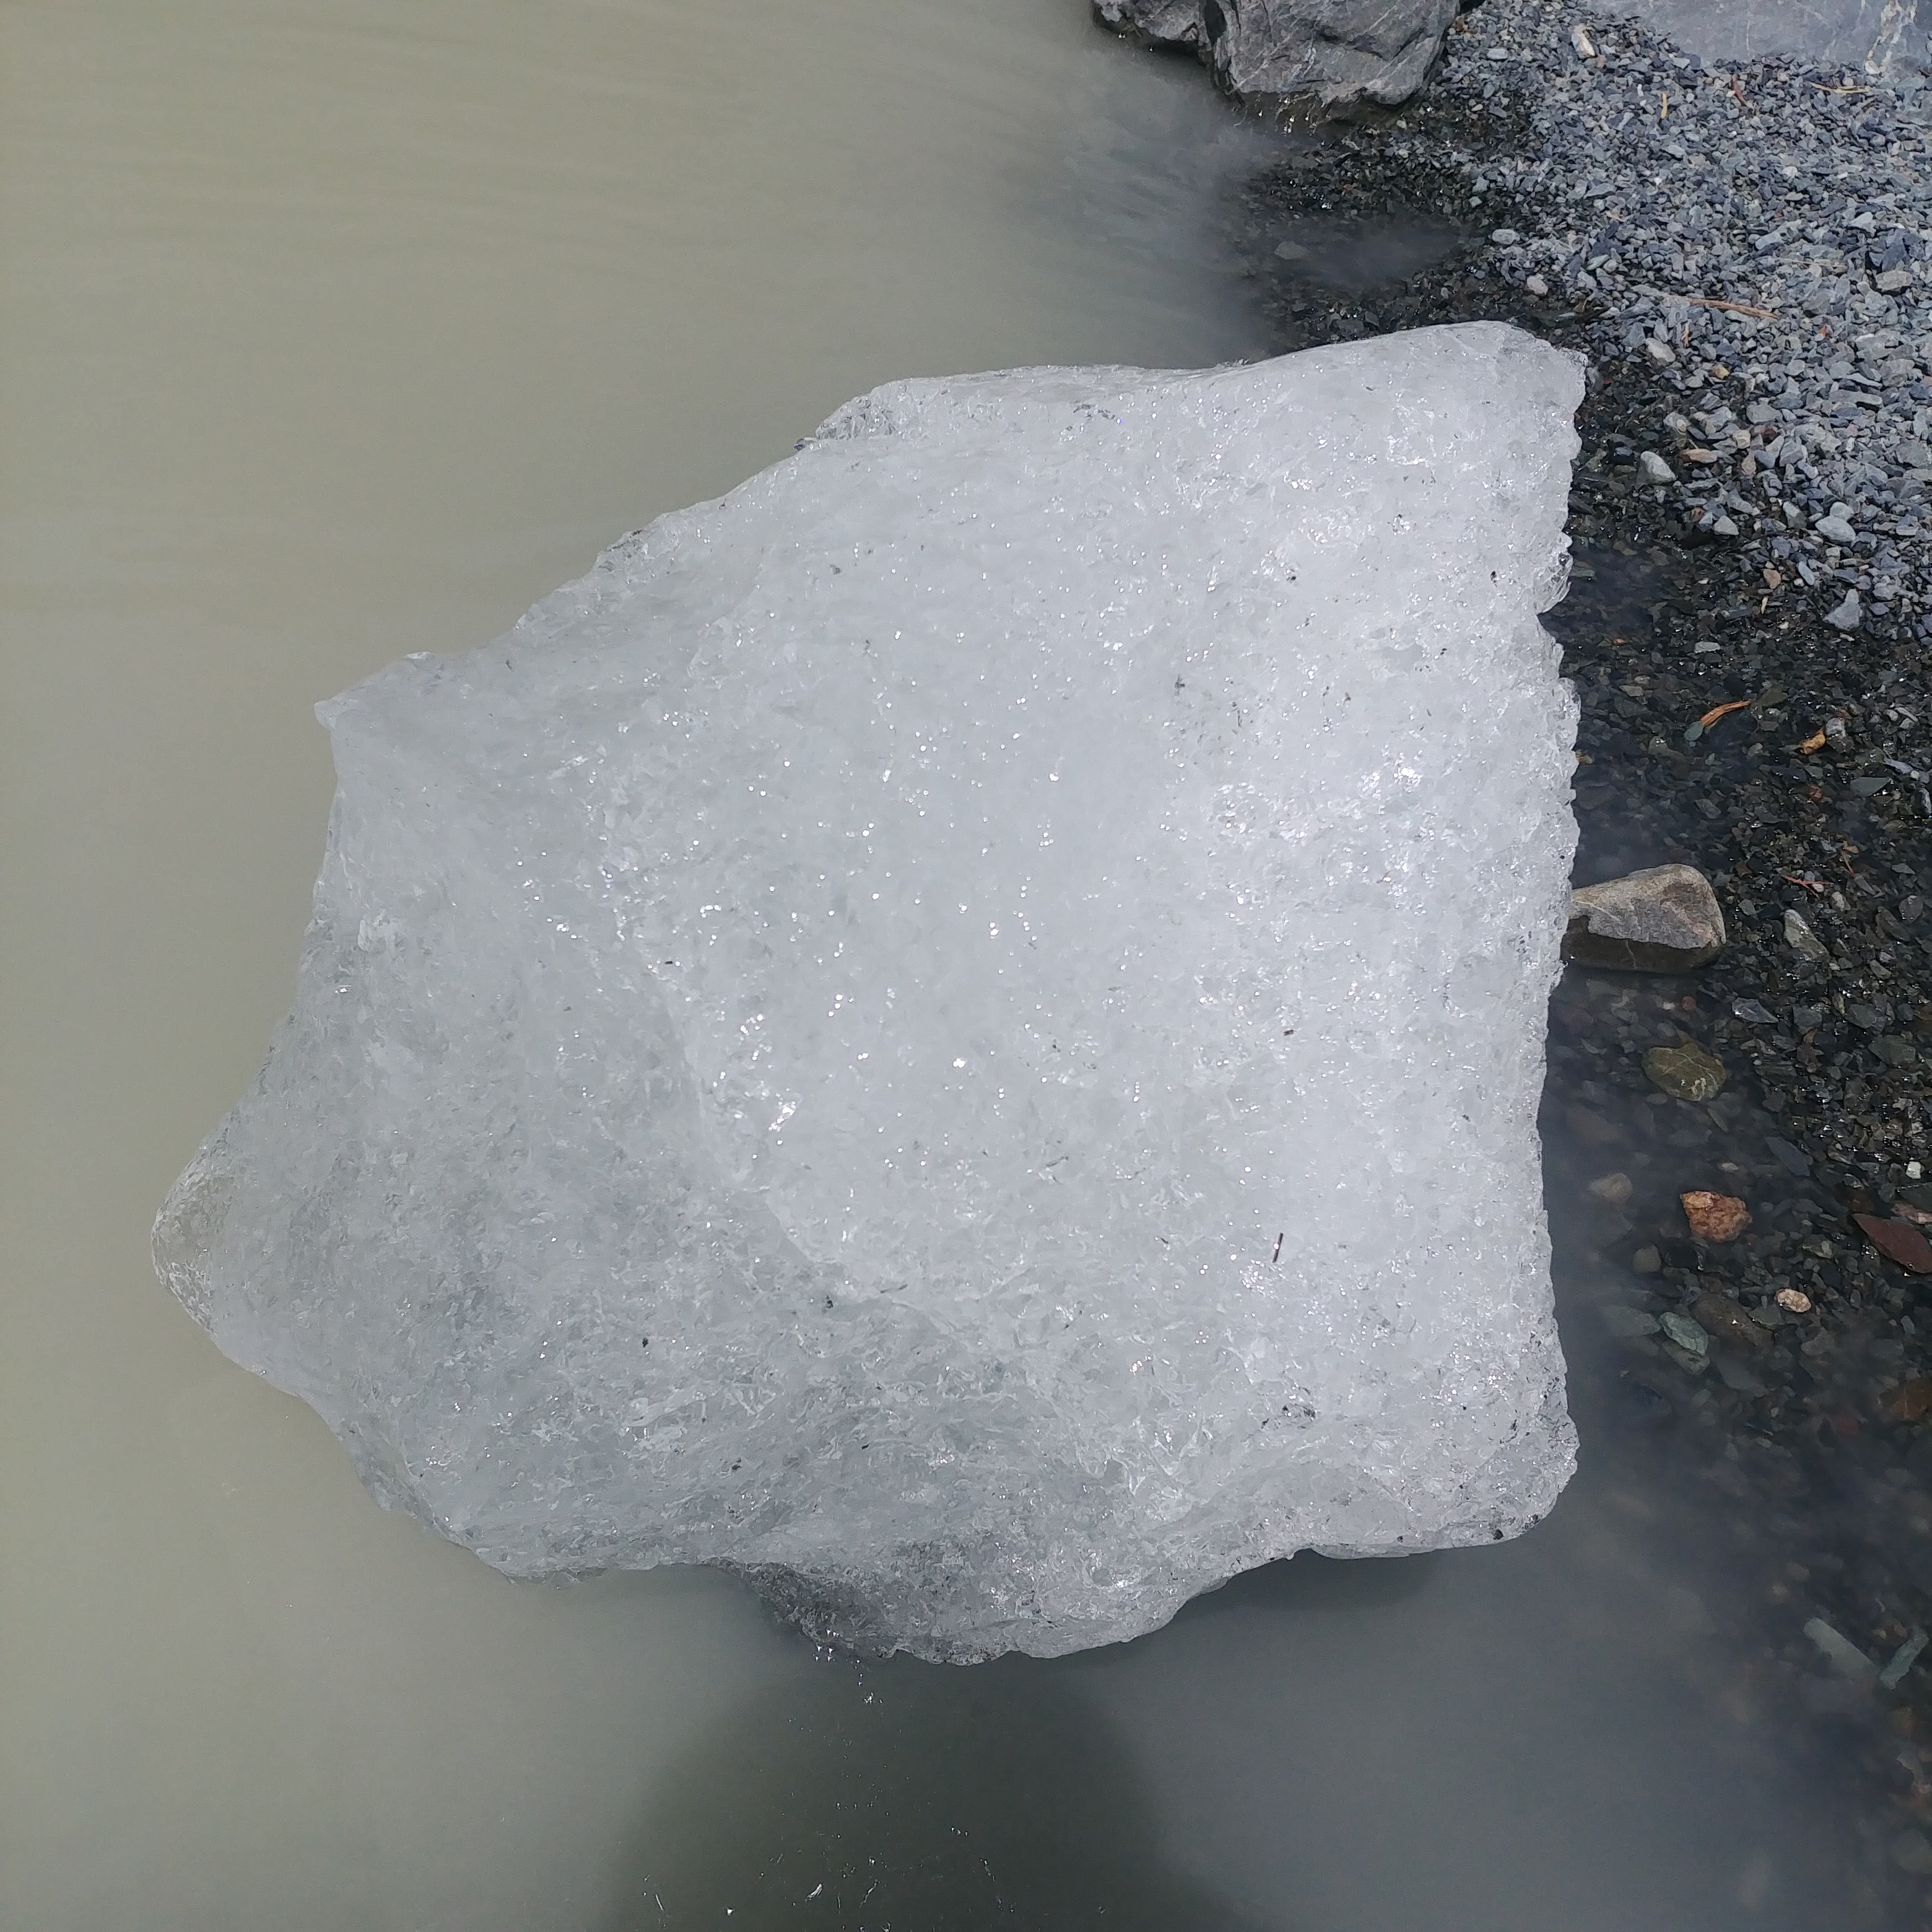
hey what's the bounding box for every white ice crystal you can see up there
[156,322,1584,1661]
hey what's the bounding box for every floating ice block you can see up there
[157,322,1584,1661]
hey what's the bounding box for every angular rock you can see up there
[1882,1630,1929,1690]
[1562,863,1725,972]
[1825,588,1863,633]
[1093,0,1462,115]
[1784,907,1830,963]
[1805,1616,1878,1687]
[1659,1310,1709,1357]
[153,325,1584,1664]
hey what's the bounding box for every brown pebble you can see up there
[1681,1189,1751,1242]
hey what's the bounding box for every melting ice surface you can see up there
[156,322,1584,1662]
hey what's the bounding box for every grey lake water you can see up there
[0,2,1895,1927]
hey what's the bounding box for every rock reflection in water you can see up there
[594,1518,1855,1932]
[1264,211,1466,295]
[601,1661,1260,1931]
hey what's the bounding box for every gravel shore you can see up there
[1230,7,1932,1920]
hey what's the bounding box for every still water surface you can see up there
[0,2,1869,1926]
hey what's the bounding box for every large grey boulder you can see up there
[1094,0,1465,116]
[1563,864,1726,973]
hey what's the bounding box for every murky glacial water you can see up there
[0,3,1883,1928]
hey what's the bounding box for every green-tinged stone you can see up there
[1642,1041,1728,1101]
[1659,1310,1710,1356]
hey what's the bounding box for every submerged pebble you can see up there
[1643,1040,1728,1099]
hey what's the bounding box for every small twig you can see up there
[1686,295,1778,320]
[1811,82,1878,95]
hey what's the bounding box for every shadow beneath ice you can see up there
[596,1648,1270,1932]
[1175,1548,1443,1623]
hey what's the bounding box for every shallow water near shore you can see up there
[0,2,1902,1927]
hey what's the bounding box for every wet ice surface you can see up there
[157,325,1584,1664]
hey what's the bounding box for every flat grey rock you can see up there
[1564,863,1726,972]
[1582,0,1927,77]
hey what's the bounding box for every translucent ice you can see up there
[155,322,1583,1662]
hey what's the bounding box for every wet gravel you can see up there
[1225,3,1932,1921]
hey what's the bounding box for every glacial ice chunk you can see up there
[155,322,1584,1662]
